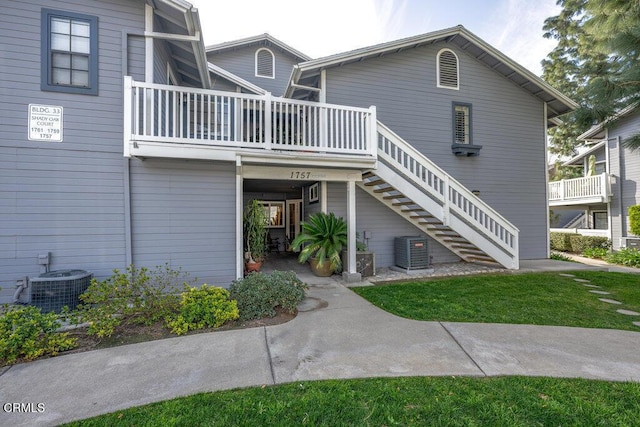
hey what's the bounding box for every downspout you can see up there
[616,135,625,246]
[544,103,550,258]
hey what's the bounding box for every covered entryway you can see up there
[238,164,364,281]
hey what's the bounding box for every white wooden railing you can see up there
[549,173,610,204]
[376,122,519,268]
[124,77,377,157]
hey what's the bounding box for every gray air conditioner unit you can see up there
[18,269,93,314]
[395,236,429,270]
[621,237,640,249]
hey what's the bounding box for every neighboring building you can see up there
[0,0,576,304]
[549,105,640,249]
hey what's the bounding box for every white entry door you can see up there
[286,199,302,250]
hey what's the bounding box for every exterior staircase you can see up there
[357,122,520,269]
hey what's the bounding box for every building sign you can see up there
[28,104,63,142]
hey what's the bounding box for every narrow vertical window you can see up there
[41,9,98,94]
[255,48,275,78]
[451,102,481,156]
[454,104,471,144]
[437,48,459,89]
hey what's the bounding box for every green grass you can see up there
[353,271,640,331]
[65,376,640,426]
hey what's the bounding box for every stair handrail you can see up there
[376,121,519,258]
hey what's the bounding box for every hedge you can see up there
[629,205,640,236]
[549,232,610,253]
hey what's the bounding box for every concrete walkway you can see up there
[2,259,640,426]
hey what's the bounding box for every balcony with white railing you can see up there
[123,77,377,166]
[548,173,611,206]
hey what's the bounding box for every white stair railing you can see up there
[376,122,519,269]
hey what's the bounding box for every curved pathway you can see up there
[1,261,640,426]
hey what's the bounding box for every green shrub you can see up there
[568,235,610,254]
[166,285,239,335]
[605,248,640,268]
[230,271,308,321]
[549,232,572,251]
[550,232,610,253]
[629,205,640,236]
[550,252,573,262]
[0,306,76,365]
[74,264,194,338]
[582,247,609,259]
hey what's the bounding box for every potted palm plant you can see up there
[243,199,269,272]
[291,212,347,276]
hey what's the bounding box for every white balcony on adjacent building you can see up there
[548,173,611,206]
[124,77,377,168]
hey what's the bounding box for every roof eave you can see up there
[287,26,577,118]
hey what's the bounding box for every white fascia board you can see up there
[561,140,607,166]
[577,103,638,140]
[207,63,266,95]
[293,25,577,115]
[206,34,311,62]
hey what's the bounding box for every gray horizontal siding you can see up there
[610,112,640,246]
[325,43,548,259]
[0,146,127,294]
[326,183,460,268]
[130,159,237,286]
[206,44,299,96]
[0,0,147,303]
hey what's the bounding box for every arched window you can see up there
[437,48,459,89]
[255,48,275,78]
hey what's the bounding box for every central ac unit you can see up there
[621,237,640,249]
[17,269,93,313]
[395,236,429,270]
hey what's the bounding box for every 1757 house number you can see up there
[290,171,311,179]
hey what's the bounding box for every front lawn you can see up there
[65,376,640,426]
[353,271,640,331]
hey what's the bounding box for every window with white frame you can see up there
[437,48,459,89]
[453,103,471,144]
[41,9,98,95]
[255,48,275,78]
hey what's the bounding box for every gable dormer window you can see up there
[437,48,459,90]
[255,48,275,78]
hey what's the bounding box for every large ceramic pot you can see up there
[245,260,262,274]
[309,257,334,277]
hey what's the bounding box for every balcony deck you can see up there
[124,77,377,167]
[548,173,611,207]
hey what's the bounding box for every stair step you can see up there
[459,249,486,255]
[373,186,394,193]
[364,178,385,186]
[403,207,426,212]
[467,256,501,266]
[362,172,376,179]
[392,200,414,206]
[383,193,404,200]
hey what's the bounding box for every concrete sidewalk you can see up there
[1,260,640,426]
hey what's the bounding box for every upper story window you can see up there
[437,48,459,90]
[453,103,471,144]
[255,48,275,78]
[451,102,481,156]
[41,9,98,95]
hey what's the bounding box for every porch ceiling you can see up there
[244,179,310,195]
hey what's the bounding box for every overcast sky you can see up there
[189,0,561,76]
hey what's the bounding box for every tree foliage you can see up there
[543,0,640,155]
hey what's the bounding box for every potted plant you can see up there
[291,212,347,276]
[243,199,269,272]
